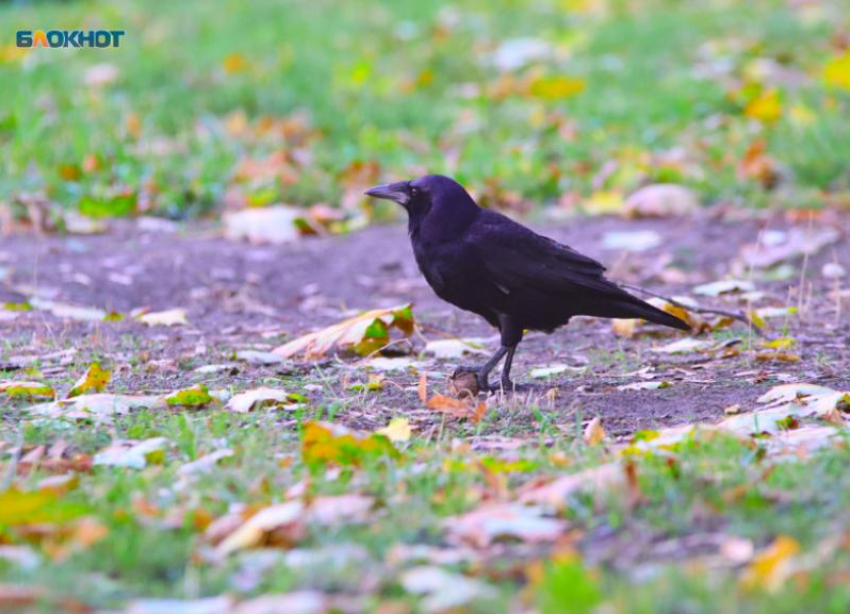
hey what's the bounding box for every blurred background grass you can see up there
[0,0,848,221]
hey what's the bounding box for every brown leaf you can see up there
[426,394,487,422]
[583,417,606,445]
[418,372,428,403]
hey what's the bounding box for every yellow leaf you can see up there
[584,190,625,215]
[0,381,55,400]
[762,337,796,350]
[745,89,782,123]
[301,421,400,467]
[0,489,57,525]
[68,363,110,398]
[165,384,213,407]
[377,417,412,443]
[742,535,799,591]
[528,75,586,99]
[583,417,606,445]
[824,50,850,90]
[789,104,816,127]
[223,53,248,74]
[611,318,639,338]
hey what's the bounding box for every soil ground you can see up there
[2,211,849,437]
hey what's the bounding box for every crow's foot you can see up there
[451,366,493,395]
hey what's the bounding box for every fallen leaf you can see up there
[601,230,662,252]
[138,308,188,327]
[215,502,305,556]
[623,184,699,218]
[617,381,672,391]
[166,384,213,407]
[418,372,428,403]
[273,304,414,359]
[225,387,295,413]
[741,535,799,591]
[94,437,170,469]
[744,89,782,123]
[0,381,55,400]
[427,394,487,422]
[306,494,374,525]
[824,49,850,90]
[529,364,585,379]
[693,280,756,296]
[301,421,400,468]
[29,393,164,422]
[446,503,569,548]
[235,350,286,365]
[224,206,302,244]
[29,297,107,321]
[611,318,639,338]
[583,417,606,445]
[377,417,412,443]
[0,488,86,525]
[423,338,489,359]
[528,74,586,99]
[223,53,249,74]
[649,338,716,354]
[68,363,110,397]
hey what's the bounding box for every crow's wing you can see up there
[466,211,623,297]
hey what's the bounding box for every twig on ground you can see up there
[618,282,765,337]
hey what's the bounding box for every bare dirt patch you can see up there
[2,211,849,436]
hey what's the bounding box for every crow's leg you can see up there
[499,345,517,391]
[474,345,509,391]
[496,316,524,392]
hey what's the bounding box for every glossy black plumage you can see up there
[365,175,689,391]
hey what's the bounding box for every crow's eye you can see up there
[409,186,420,198]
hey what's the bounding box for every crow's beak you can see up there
[364,181,410,206]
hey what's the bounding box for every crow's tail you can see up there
[611,295,691,331]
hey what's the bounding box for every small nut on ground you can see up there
[449,370,480,399]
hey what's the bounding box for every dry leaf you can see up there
[226,387,294,413]
[377,417,412,443]
[418,372,428,403]
[623,184,699,218]
[426,394,487,422]
[583,417,606,445]
[273,304,414,359]
[741,535,799,591]
[0,381,55,400]
[137,308,188,327]
[215,502,305,556]
[744,89,782,123]
[444,503,567,548]
[68,363,110,398]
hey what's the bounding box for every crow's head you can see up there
[365,174,474,219]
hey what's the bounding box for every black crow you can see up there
[365,175,689,392]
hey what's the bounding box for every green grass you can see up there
[1,0,848,221]
[4,407,850,612]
